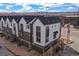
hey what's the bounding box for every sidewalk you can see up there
[0,37,37,56]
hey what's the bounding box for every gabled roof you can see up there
[0,16,7,21]
[7,16,14,22]
[37,16,61,25]
[3,16,7,21]
[12,16,21,23]
[23,16,37,23]
[0,15,36,23]
[0,15,61,25]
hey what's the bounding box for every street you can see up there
[0,45,13,56]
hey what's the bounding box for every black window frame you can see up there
[45,26,49,43]
[2,21,3,27]
[20,24,23,32]
[36,26,41,43]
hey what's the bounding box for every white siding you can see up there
[19,17,30,32]
[12,19,19,37]
[33,19,45,46]
[45,23,61,45]
[6,18,12,28]
[1,18,6,27]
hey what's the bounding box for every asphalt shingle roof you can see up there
[37,16,61,25]
[0,15,61,25]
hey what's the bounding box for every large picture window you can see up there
[36,26,41,43]
[45,26,49,43]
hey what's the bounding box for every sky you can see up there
[0,0,79,3]
[0,3,79,12]
[0,0,79,12]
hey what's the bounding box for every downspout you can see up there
[29,18,37,50]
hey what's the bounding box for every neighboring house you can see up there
[11,16,21,38]
[18,16,36,47]
[5,16,13,40]
[0,15,61,53]
[0,16,7,33]
[0,16,12,39]
[6,17,12,29]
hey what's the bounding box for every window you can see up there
[20,24,23,32]
[52,26,53,28]
[36,26,41,43]
[2,22,3,27]
[53,31,58,39]
[5,22,6,25]
[45,26,49,43]
[11,23,12,26]
[26,25,29,29]
[7,23,8,28]
[54,25,56,27]
[13,24,16,35]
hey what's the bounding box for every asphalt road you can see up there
[0,37,13,56]
[0,46,13,56]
